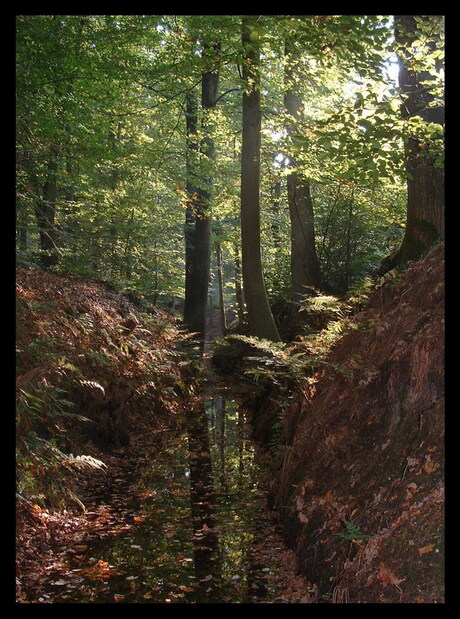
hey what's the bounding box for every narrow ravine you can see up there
[24,393,313,604]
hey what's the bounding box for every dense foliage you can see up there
[17,15,443,310]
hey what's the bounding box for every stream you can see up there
[31,394,308,604]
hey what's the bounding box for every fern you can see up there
[299,294,346,320]
[62,453,107,471]
[347,276,374,309]
[225,334,317,392]
[17,382,89,429]
[16,432,107,508]
[227,334,287,356]
[335,520,372,542]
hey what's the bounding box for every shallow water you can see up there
[38,396,284,604]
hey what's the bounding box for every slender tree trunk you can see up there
[271,177,282,249]
[122,207,135,278]
[233,245,245,324]
[17,213,28,250]
[216,242,227,334]
[183,42,220,353]
[341,190,355,292]
[241,16,281,342]
[184,90,199,322]
[34,145,59,267]
[376,15,444,276]
[284,40,322,300]
[152,241,159,306]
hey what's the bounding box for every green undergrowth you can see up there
[217,278,375,394]
[212,280,378,466]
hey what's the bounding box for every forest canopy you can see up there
[16,15,444,339]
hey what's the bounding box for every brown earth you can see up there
[15,241,445,604]
[16,267,192,451]
[268,242,445,603]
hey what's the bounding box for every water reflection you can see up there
[186,400,220,578]
[187,395,271,602]
[35,395,278,603]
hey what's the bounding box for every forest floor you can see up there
[15,265,315,604]
[15,411,316,604]
[15,243,445,604]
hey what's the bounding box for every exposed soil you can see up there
[268,242,445,603]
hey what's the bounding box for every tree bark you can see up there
[233,245,245,324]
[375,15,444,276]
[287,176,322,297]
[271,176,282,249]
[183,42,220,353]
[216,242,227,334]
[240,16,281,342]
[183,90,200,332]
[284,40,322,299]
[34,146,59,267]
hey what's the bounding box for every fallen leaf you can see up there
[133,515,145,523]
[298,513,309,524]
[138,492,153,499]
[418,544,436,556]
[200,574,213,582]
[377,563,405,592]
[422,455,440,474]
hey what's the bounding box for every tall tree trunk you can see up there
[216,242,227,334]
[341,190,355,293]
[286,177,322,296]
[271,177,282,249]
[34,145,59,267]
[17,210,28,250]
[183,42,220,353]
[284,40,322,300]
[241,16,281,342]
[376,15,444,277]
[233,245,245,324]
[152,241,159,306]
[184,90,199,324]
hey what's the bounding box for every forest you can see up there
[16,15,444,604]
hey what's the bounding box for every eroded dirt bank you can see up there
[267,243,445,603]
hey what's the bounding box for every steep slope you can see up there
[270,243,445,603]
[16,266,196,601]
[16,266,192,491]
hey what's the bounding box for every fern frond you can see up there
[63,454,108,471]
[347,276,374,308]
